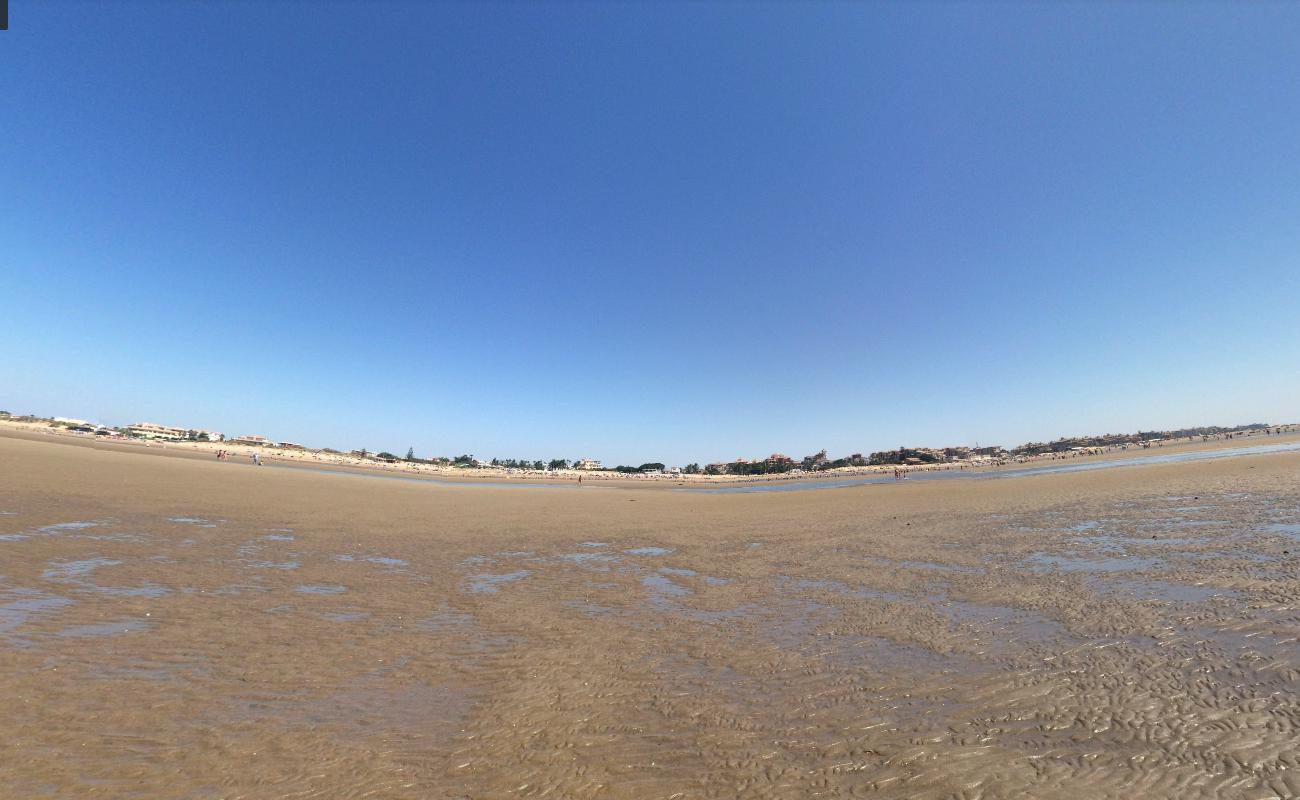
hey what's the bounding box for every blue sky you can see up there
[3,2,1298,464]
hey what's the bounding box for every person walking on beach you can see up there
[252,453,261,466]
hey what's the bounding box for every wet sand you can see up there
[1,434,1297,799]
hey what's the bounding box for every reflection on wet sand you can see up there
[1,434,1298,799]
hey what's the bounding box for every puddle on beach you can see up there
[41,521,101,532]
[249,560,301,570]
[625,546,674,556]
[335,555,409,568]
[1193,626,1300,662]
[210,583,271,597]
[558,552,620,565]
[1262,522,1300,540]
[1072,533,1210,551]
[168,517,218,527]
[57,619,152,637]
[41,558,171,598]
[263,533,295,542]
[939,598,1067,644]
[466,570,531,594]
[779,575,911,604]
[322,611,371,623]
[6,521,108,541]
[642,573,690,598]
[42,558,120,580]
[867,556,979,574]
[295,585,348,595]
[1025,553,1162,572]
[1095,578,1234,604]
[0,592,75,639]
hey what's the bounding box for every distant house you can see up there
[128,422,187,441]
[277,441,306,450]
[193,430,224,442]
[228,435,271,447]
[575,458,603,470]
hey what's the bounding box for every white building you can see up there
[228,435,271,447]
[128,422,187,441]
[575,458,603,470]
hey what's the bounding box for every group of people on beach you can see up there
[215,449,261,466]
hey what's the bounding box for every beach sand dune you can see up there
[1,432,1296,798]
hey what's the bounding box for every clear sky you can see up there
[3,2,1298,465]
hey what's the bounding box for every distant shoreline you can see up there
[2,418,1297,489]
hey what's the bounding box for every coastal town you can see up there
[3,410,1292,482]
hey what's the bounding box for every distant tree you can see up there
[637,462,666,472]
[548,458,569,470]
[683,463,700,474]
[359,448,369,459]
[704,464,724,475]
[532,460,544,470]
[451,454,475,466]
[406,447,415,461]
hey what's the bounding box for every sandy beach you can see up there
[1,430,1297,798]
